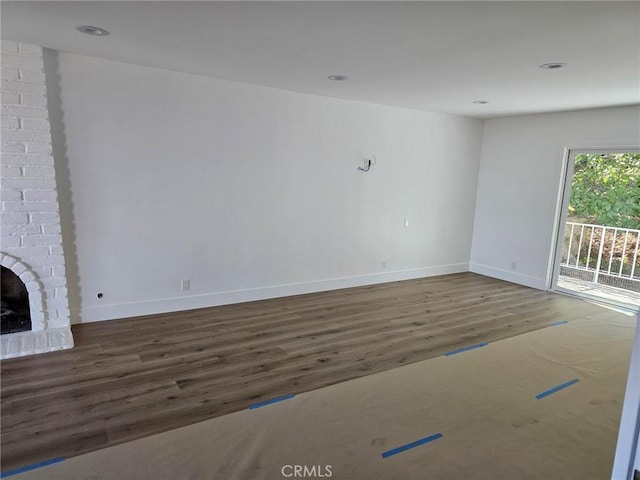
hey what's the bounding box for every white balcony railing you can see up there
[560,221,640,294]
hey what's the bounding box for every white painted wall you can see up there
[51,52,483,323]
[470,106,640,289]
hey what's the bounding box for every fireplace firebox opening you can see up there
[1,265,32,335]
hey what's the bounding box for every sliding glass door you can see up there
[552,149,640,310]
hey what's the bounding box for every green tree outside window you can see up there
[569,153,640,229]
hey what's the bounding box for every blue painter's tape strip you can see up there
[248,393,295,410]
[381,433,443,459]
[550,321,568,326]
[1,457,65,478]
[444,342,488,356]
[535,378,580,400]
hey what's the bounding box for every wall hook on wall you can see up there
[358,155,376,172]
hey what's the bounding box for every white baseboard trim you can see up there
[76,263,470,323]
[469,263,546,290]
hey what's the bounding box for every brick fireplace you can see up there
[1,41,74,358]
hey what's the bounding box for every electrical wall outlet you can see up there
[181,279,190,291]
[511,262,516,270]
[381,261,387,269]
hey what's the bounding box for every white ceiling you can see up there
[2,1,639,118]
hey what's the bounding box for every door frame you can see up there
[612,310,640,480]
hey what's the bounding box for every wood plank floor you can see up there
[0,273,624,472]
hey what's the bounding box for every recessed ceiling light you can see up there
[472,100,488,104]
[76,25,110,36]
[327,75,348,81]
[539,62,566,70]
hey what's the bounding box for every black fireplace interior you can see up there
[1,266,32,334]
